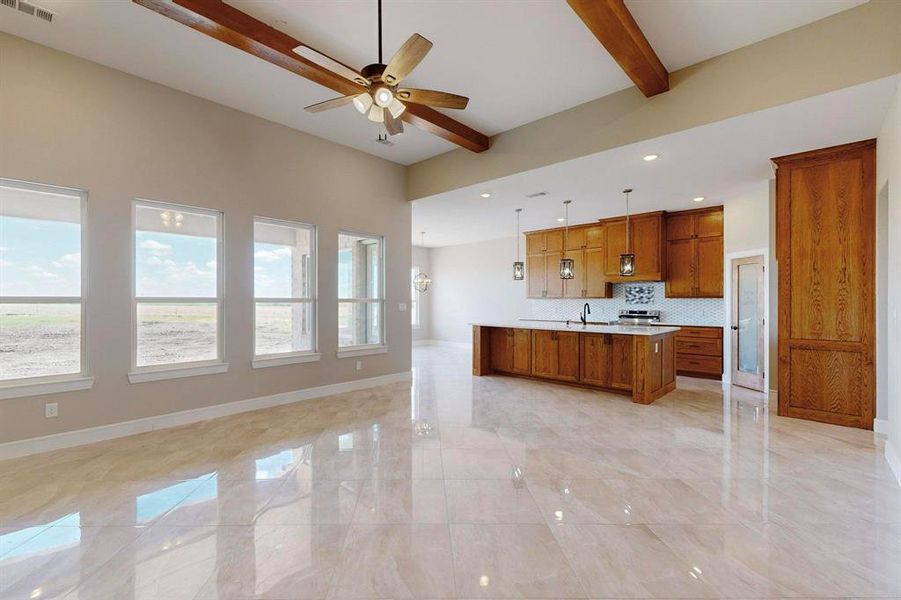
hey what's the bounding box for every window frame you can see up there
[252,216,319,368]
[129,198,226,382]
[337,229,386,356]
[0,178,92,398]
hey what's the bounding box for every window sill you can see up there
[128,362,229,384]
[336,345,388,359]
[252,353,321,369]
[0,376,95,400]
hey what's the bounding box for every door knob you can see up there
[730,325,739,330]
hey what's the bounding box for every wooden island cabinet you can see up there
[473,323,678,405]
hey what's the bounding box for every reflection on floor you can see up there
[1,345,900,599]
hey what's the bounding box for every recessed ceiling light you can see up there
[556,218,565,222]
[693,196,705,202]
[480,192,491,198]
[643,154,659,161]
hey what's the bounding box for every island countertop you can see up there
[470,320,680,336]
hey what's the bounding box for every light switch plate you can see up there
[398,303,407,312]
[45,402,59,418]
[356,360,362,371]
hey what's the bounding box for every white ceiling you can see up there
[0,0,864,165]
[411,75,898,247]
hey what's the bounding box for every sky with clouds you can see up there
[0,217,81,296]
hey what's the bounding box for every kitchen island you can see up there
[472,321,680,404]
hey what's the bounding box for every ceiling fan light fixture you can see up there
[353,93,373,114]
[374,86,394,108]
[367,105,385,123]
[387,97,406,119]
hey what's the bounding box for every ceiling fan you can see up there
[297,0,469,137]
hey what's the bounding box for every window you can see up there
[253,218,317,365]
[411,266,421,328]
[0,179,89,391]
[337,232,385,352]
[132,200,224,378]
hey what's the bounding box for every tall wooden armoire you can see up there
[772,139,876,429]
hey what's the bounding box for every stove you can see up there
[615,309,661,326]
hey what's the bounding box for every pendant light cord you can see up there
[624,189,631,253]
[377,0,383,64]
[515,209,521,260]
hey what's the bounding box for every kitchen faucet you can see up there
[580,303,591,325]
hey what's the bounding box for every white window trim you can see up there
[338,230,386,353]
[0,179,89,392]
[411,265,421,329]
[252,216,319,362]
[336,345,388,359]
[131,199,225,378]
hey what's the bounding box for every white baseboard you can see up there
[0,371,412,461]
[413,339,471,350]
[886,439,901,488]
[874,418,890,435]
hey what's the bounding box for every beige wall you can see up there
[407,0,901,201]
[877,80,901,476]
[0,33,411,444]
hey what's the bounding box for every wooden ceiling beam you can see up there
[567,0,669,97]
[133,0,490,153]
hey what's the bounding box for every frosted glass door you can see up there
[731,256,765,391]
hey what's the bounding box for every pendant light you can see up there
[619,188,636,277]
[413,232,432,293]
[513,208,525,280]
[559,200,574,280]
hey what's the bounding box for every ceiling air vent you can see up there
[3,0,54,23]
[525,191,549,199]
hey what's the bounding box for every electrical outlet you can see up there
[45,402,58,419]
[398,303,407,312]
[356,360,362,371]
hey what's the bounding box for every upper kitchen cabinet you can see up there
[525,225,612,299]
[664,206,724,298]
[601,211,666,282]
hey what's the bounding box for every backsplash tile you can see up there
[528,282,724,325]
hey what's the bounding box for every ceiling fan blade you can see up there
[385,110,404,136]
[396,88,469,110]
[304,95,356,113]
[383,33,433,85]
[293,45,367,85]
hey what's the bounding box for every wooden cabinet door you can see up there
[603,219,627,276]
[609,335,634,391]
[666,213,693,241]
[526,233,546,253]
[646,337,663,392]
[580,333,611,387]
[531,330,558,379]
[565,227,585,251]
[695,237,723,297]
[545,230,564,252]
[584,247,610,298]
[665,239,695,298]
[695,210,724,238]
[511,328,531,375]
[489,328,513,373]
[631,216,663,279]
[527,253,546,298]
[563,250,586,298]
[662,334,675,386]
[544,251,564,298]
[774,140,875,430]
[584,225,604,249]
[555,332,580,382]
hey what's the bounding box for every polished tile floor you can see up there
[1,345,900,599]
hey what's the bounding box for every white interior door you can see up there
[731,255,765,391]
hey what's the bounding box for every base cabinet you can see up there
[531,330,579,382]
[673,326,723,379]
[489,328,531,375]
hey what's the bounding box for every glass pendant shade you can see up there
[619,253,636,277]
[513,261,524,280]
[413,271,431,293]
[560,257,575,280]
[367,105,385,123]
[387,97,406,119]
[353,93,373,114]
